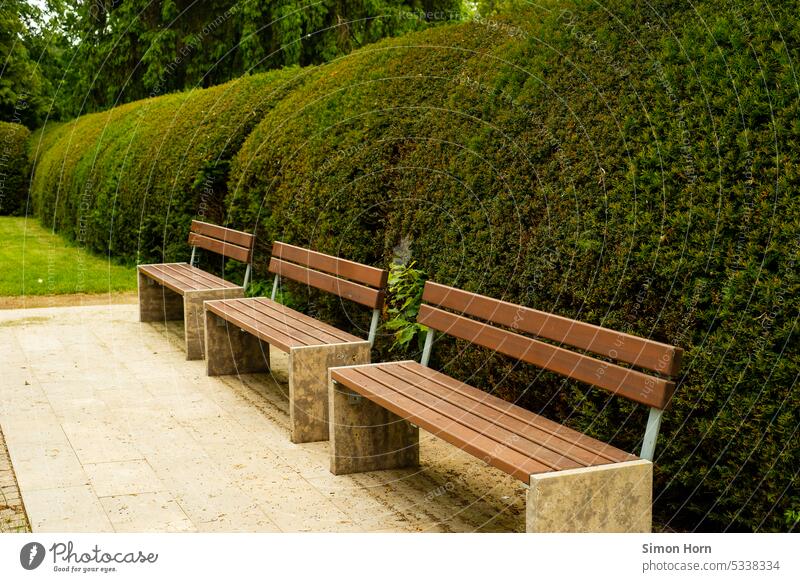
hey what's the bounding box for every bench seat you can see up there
[137,221,255,361]
[205,297,362,352]
[138,263,240,294]
[331,361,636,482]
[203,294,375,444]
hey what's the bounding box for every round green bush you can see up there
[0,121,32,215]
[30,67,309,265]
[227,1,799,532]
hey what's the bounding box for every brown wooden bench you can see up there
[328,281,683,532]
[203,241,388,443]
[137,220,255,360]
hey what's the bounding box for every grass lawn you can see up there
[0,217,136,296]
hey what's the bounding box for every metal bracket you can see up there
[189,246,197,267]
[640,407,664,461]
[420,328,435,367]
[271,275,280,301]
[347,392,363,404]
[243,263,252,291]
[367,308,380,347]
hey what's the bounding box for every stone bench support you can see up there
[289,343,371,444]
[204,310,271,376]
[328,377,419,475]
[138,270,183,322]
[525,459,653,532]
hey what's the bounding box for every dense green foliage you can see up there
[0,122,31,215]
[227,1,799,532]
[30,67,307,266]
[0,1,50,127]
[28,0,798,532]
[5,0,463,122]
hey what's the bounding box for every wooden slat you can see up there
[423,282,683,376]
[205,298,362,352]
[139,269,189,294]
[205,300,306,352]
[188,233,251,263]
[396,362,632,463]
[249,298,359,344]
[418,304,675,409]
[155,264,207,293]
[158,263,235,290]
[139,263,237,294]
[218,300,326,350]
[139,264,200,294]
[332,366,551,480]
[272,241,387,288]
[360,365,587,471]
[231,299,355,347]
[269,258,385,309]
[190,220,255,249]
[386,362,634,464]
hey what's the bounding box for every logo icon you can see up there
[20,542,46,570]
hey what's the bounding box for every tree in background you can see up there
[2,0,465,124]
[0,0,47,127]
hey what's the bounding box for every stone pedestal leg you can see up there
[138,269,183,322]
[183,287,244,361]
[328,376,419,475]
[288,342,371,444]
[525,459,652,532]
[204,309,270,376]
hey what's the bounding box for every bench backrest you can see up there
[418,281,682,409]
[269,241,388,309]
[188,220,255,264]
[268,242,388,346]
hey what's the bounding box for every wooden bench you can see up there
[203,241,388,443]
[137,220,255,360]
[328,281,683,532]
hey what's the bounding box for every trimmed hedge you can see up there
[30,67,311,266]
[0,122,31,215]
[27,120,65,168]
[227,1,799,532]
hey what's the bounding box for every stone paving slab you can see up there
[0,303,525,532]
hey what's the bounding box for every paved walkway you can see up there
[0,303,524,532]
